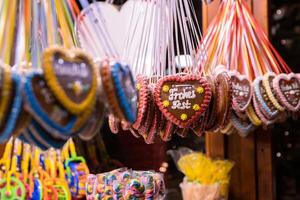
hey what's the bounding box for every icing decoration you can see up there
[262,72,285,112]
[108,115,120,134]
[246,104,262,126]
[252,95,274,126]
[273,73,300,112]
[220,121,234,135]
[154,75,212,128]
[26,120,67,150]
[110,62,137,123]
[253,77,279,120]
[229,71,252,112]
[132,75,149,130]
[100,60,125,120]
[129,128,140,139]
[24,71,77,138]
[42,46,97,114]
[121,120,131,131]
[0,73,22,143]
[231,112,256,137]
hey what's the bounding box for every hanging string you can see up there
[31,0,40,68]
[13,0,26,66]
[24,0,31,63]
[54,0,75,48]
[76,0,119,57]
[0,0,10,58]
[1,0,18,65]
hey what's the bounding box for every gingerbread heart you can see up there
[231,111,256,137]
[263,72,285,112]
[78,101,105,141]
[253,77,279,120]
[229,71,252,112]
[273,73,300,112]
[0,72,22,143]
[154,75,212,128]
[24,71,77,138]
[132,75,149,130]
[42,47,97,114]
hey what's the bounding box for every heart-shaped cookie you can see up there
[78,101,106,141]
[154,74,212,128]
[110,62,137,123]
[231,111,256,137]
[0,72,22,143]
[42,47,97,114]
[24,71,77,138]
[209,70,232,131]
[262,73,285,112]
[253,77,279,120]
[273,73,300,112]
[132,75,149,130]
[229,71,252,112]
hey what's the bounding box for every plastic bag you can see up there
[168,148,234,199]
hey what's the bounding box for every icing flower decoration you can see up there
[196,87,204,94]
[180,114,188,121]
[72,81,83,96]
[163,100,170,107]
[136,83,141,91]
[193,104,200,111]
[162,85,170,93]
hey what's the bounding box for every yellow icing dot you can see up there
[181,114,188,121]
[196,87,204,94]
[163,100,170,107]
[163,85,170,92]
[136,83,141,90]
[73,81,83,96]
[193,104,200,111]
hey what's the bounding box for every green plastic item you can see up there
[0,177,26,200]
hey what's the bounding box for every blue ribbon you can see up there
[0,72,22,142]
[24,71,77,137]
[111,62,137,123]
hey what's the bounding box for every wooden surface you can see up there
[203,0,274,200]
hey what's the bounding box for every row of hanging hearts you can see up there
[1,50,299,147]
[108,66,300,143]
[0,46,141,150]
[0,138,89,199]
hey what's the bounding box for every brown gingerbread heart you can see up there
[42,47,97,114]
[229,71,252,112]
[273,73,300,112]
[154,74,212,128]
